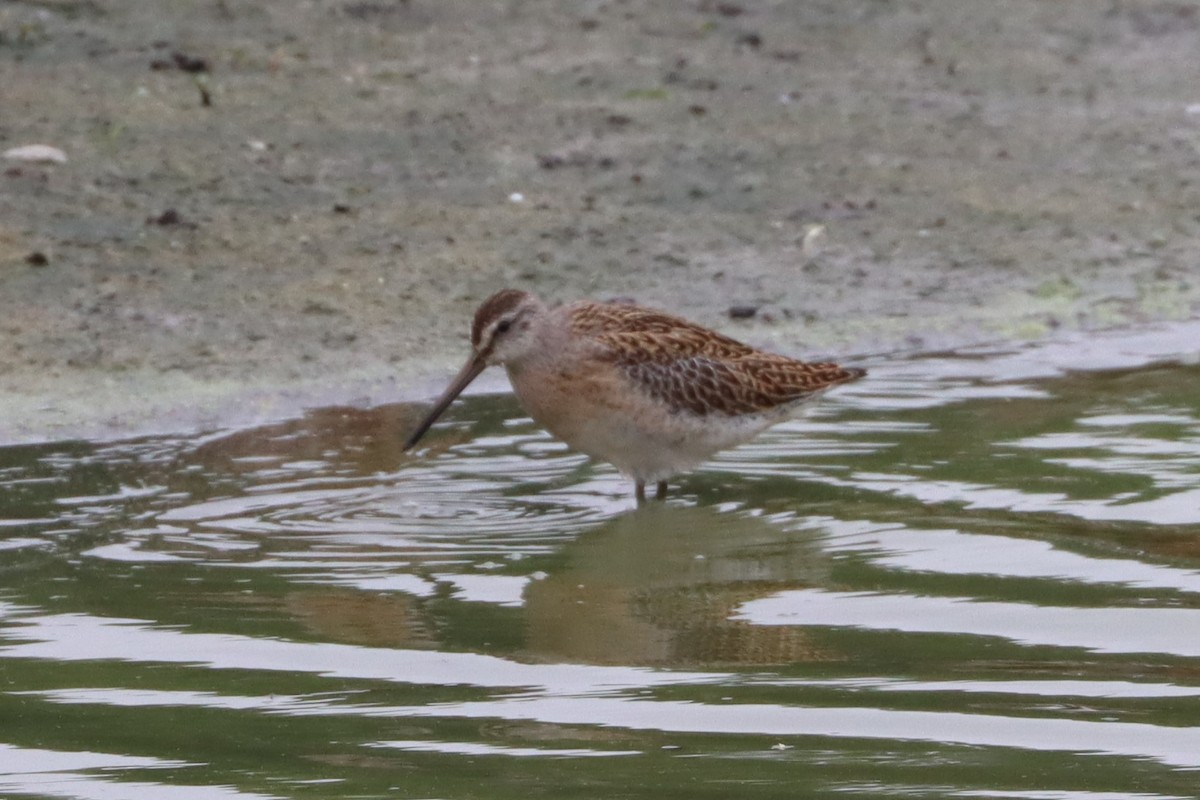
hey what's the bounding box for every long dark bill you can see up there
[402,354,488,450]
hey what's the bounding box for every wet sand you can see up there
[2,0,1198,442]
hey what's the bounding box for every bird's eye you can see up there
[496,319,513,334]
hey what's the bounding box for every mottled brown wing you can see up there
[620,354,864,416]
[570,301,758,360]
[572,302,864,416]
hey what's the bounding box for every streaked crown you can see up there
[470,289,546,364]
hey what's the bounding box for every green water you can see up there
[3,325,1200,799]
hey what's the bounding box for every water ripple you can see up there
[734,589,1200,656]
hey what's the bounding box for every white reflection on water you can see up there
[734,589,1200,656]
[879,320,1200,385]
[831,473,1200,525]
[81,543,191,563]
[21,684,1200,770]
[811,519,1200,592]
[753,677,1200,698]
[0,743,189,773]
[305,571,439,596]
[304,695,1200,769]
[12,689,319,711]
[957,793,1192,800]
[0,603,724,694]
[0,537,52,552]
[369,740,640,758]
[1010,412,1200,491]
[873,789,1189,800]
[856,679,1200,698]
[53,485,168,507]
[434,572,536,606]
[0,744,277,800]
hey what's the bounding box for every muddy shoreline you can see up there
[2,1,1198,443]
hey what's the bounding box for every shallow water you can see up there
[3,324,1200,800]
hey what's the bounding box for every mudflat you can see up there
[2,0,1198,441]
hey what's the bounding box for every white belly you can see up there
[506,362,787,483]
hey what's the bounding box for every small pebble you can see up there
[728,304,759,319]
[148,209,183,226]
[3,144,67,164]
[25,251,49,267]
[171,51,209,73]
[509,192,525,203]
[800,223,826,258]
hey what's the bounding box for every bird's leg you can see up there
[635,481,646,502]
[655,480,668,500]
